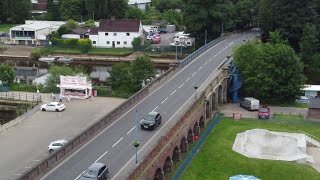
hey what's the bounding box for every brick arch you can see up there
[205,100,210,119]
[172,146,181,162]
[211,93,217,111]
[187,129,194,144]
[180,137,188,153]
[163,156,173,174]
[154,168,164,180]
[193,122,199,136]
[218,85,223,104]
[199,116,205,128]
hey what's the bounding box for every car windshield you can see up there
[144,115,155,122]
[57,103,62,106]
[259,108,269,113]
[82,170,98,179]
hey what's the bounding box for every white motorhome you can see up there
[240,97,260,111]
[172,35,193,47]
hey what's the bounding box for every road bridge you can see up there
[19,30,258,180]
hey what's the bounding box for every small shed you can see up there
[308,97,320,121]
[302,85,320,98]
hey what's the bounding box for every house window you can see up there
[113,33,117,36]
[124,41,127,45]
[126,33,130,36]
[93,41,96,44]
[105,33,108,36]
[106,41,110,44]
[117,41,120,45]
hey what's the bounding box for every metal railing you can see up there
[0,92,41,102]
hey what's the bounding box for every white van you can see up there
[240,97,260,111]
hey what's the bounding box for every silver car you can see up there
[80,163,109,180]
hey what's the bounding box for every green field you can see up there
[180,115,320,180]
[0,24,16,32]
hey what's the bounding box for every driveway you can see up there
[220,103,308,119]
[151,32,176,47]
[0,96,125,180]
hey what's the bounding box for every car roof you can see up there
[49,102,59,105]
[88,163,106,171]
[148,111,159,116]
[51,140,67,144]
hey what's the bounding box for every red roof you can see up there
[98,19,140,32]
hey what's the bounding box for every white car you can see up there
[48,140,68,153]
[41,102,65,112]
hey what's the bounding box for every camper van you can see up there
[240,97,260,111]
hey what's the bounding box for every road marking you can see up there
[25,167,31,169]
[127,126,136,135]
[152,106,158,112]
[112,137,123,147]
[179,83,184,88]
[204,62,207,65]
[198,66,202,70]
[192,72,196,76]
[170,90,176,95]
[186,77,190,82]
[95,151,108,163]
[161,97,168,104]
[75,170,85,180]
[13,173,22,176]
[32,160,41,162]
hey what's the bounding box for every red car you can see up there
[258,106,270,119]
[152,36,161,44]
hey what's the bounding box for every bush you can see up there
[94,86,111,96]
[132,37,142,51]
[31,48,41,59]
[64,38,79,46]
[77,39,92,54]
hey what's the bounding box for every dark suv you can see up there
[140,112,162,130]
[80,163,109,180]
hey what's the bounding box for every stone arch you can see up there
[223,79,228,103]
[172,146,181,162]
[187,129,194,144]
[218,85,223,104]
[205,100,210,119]
[199,116,205,128]
[193,122,200,136]
[211,93,217,111]
[154,168,164,180]
[180,137,188,153]
[163,157,173,174]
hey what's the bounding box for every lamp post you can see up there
[133,108,140,164]
[193,85,198,100]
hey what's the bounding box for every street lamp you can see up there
[193,85,198,100]
[132,141,140,164]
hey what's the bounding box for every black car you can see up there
[141,111,162,130]
[80,163,109,180]
[159,28,167,33]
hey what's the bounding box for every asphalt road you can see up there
[43,31,257,180]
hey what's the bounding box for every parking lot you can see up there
[220,103,308,119]
[0,96,125,180]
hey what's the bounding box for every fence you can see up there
[0,92,41,102]
[172,113,222,179]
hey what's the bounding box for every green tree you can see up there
[125,7,146,20]
[234,40,306,103]
[300,23,319,73]
[152,0,181,13]
[77,39,92,53]
[131,56,156,92]
[0,64,14,86]
[4,0,31,23]
[110,0,128,19]
[47,0,61,20]
[60,0,82,21]
[233,0,256,29]
[258,0,274,34]
[84,19,96,28]
[109,63,133,95]
[163,9,183,28]
[132,37,142,51]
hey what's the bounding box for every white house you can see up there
[89,19,143,48]
[128,0,151,11]
[302,85,320,98]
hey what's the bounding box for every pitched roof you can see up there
[98,19,140,32]
[89,27,98,35]
[70,27,89,35]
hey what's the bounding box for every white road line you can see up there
[192,72,196,77]
[75,170,85,180]
[179,83,184,88]
[186,77,190,82]
[13,174,22,176]
[25,167,31,169]
[161,97,168,104]
[112,137,123,147]
[198,66,202,70]
[32,160,41,162]
[152,106,158,112]
[204,62,207,65]
[95,151,108,163]
[127,126,136,135]
[170,90,176,95]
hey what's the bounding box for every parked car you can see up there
[240,97,260,111]
[159,28,167,33]
[41,102,65,112]
[296,96,309,103]
[80,163,109,180]
[258,106,270,119]
[48,140,68,153]
[152,36,161,44]
[141,111,162,130]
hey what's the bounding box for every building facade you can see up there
[128,0,151,10]
[89,19,143,48]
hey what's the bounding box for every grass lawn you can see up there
[41,47,133,56]
[0,24,16,32]
[180,115,320,180]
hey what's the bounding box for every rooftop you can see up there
[128,0,151,5]
[98,19,140,32]
[303,85,320,91]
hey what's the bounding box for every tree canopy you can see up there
[0,64,15,86]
